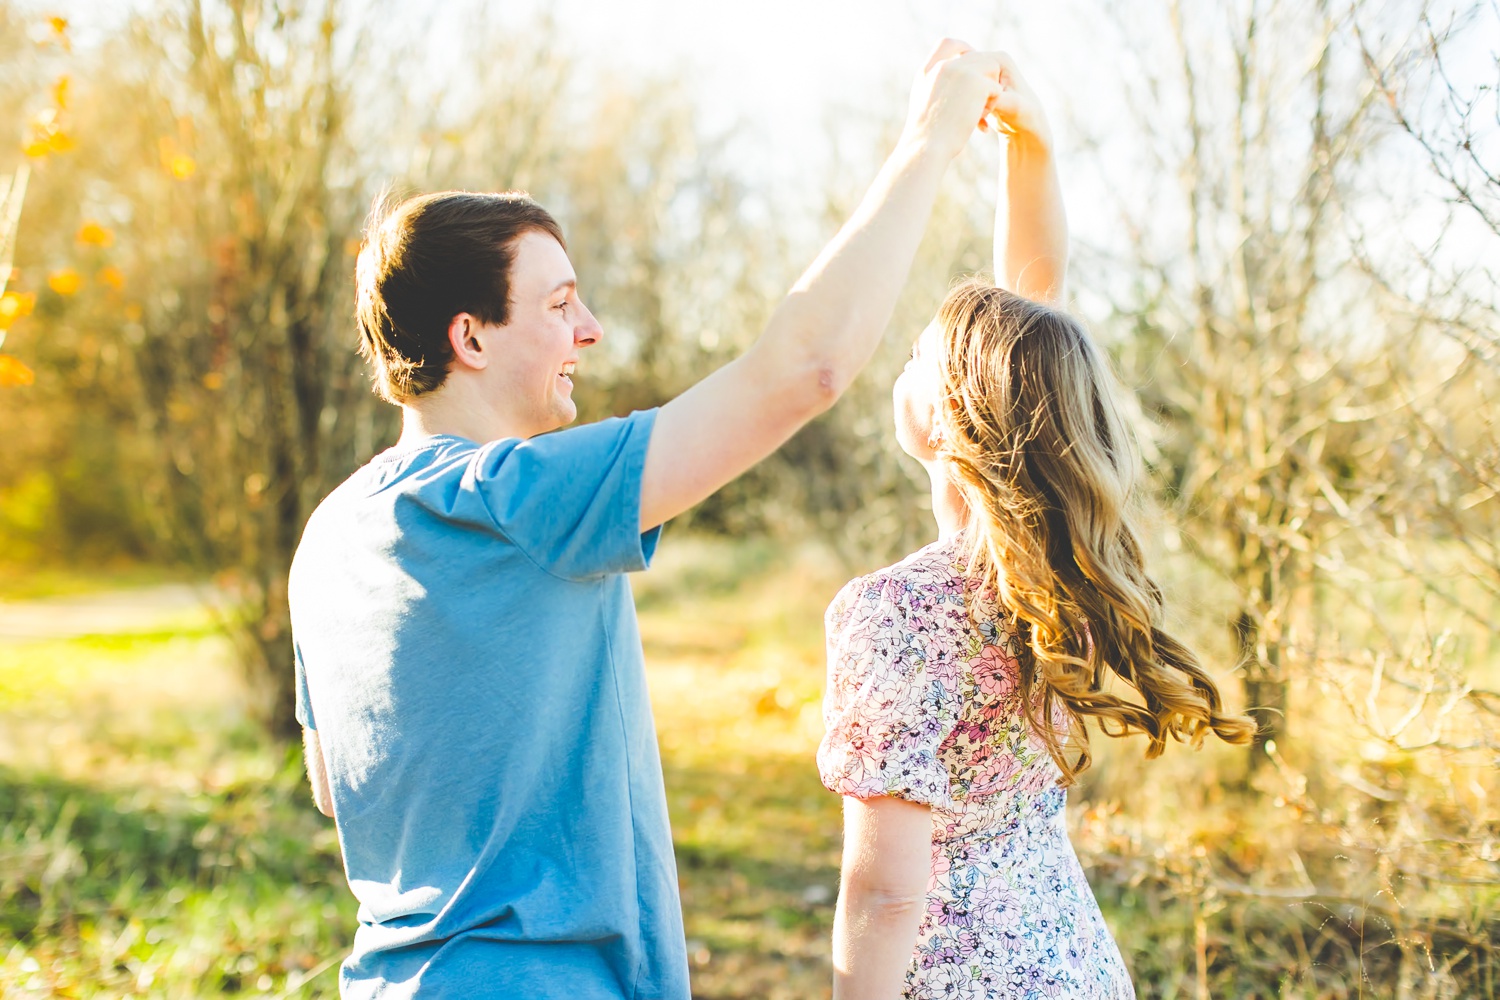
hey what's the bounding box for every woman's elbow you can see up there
[841,879,929,920]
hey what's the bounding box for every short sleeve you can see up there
[817,574,956,809]
[464,409,661,581]
[293,641,314,731]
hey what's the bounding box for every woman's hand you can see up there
[979,53,1054,154]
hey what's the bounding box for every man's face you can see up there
[486,230,603,436]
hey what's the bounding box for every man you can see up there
[290,40,1009,999]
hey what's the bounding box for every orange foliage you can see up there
[77,221,114,247]
[0,355,35,387]
[158,137,197,180]
[47,269,82,296]
[0,292,36,324]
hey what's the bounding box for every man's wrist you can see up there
[891,130,959,178]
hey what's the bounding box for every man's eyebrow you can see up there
[548,279,577,296]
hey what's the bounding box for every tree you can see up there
[62,0,378,736]
[1092,0,1402,768]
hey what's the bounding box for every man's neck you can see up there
[397,382,530,447]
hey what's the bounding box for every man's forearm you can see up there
[995,135,1068,304]
[747,138,952,408]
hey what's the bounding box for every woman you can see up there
[817,53,1255,999]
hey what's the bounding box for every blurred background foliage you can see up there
[0,0,1497,996]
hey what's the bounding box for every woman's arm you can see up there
[833,795,934,1000]
[988,55,1069,306]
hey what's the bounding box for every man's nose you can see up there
[576,303,603,347]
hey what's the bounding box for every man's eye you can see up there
[555,301,569,313]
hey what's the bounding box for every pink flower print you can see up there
[950,719,988,746]
[927,651,962,688]
[972,643,1019,700]
[928,895,973,929]
[842,769,886,799]
[977,885,1026,936]
[1015,763,1056,797]
[924,960,977,998]
[821,538,1133,997]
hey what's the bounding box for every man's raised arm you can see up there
[639,41,1005,531]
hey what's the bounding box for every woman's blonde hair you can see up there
[933,279,1254,785]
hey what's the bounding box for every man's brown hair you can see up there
[354,191,566,403]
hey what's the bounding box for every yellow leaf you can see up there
[48,17,68,37]
[96,266,125,291]
[46,130,74,154]
[52,76,69,110]
[47,269,82,296]
[202,371,225,391]
[169,154,196,180]
[0,355,35,387]
[22,139,50,159]
[77,221,115,247]
[123,302,143,322]
[0,292,36,323]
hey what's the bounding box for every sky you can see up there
[44,0,1500,304]
[502,0,1093,180]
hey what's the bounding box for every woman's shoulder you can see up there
[826,535,970,633]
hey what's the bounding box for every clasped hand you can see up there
[901,37,1053,160]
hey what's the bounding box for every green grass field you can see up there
[0,541,1493,998]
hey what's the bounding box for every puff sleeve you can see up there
[817,571,958,809]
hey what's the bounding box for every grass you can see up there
[0,538,1494,998]
[0,610,348,998]
[0,565,192,603]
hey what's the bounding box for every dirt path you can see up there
[0,583,219,642]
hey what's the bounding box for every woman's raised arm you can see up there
[988,55,1069,305]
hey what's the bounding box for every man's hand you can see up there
[304,726,335,819]
[899,39,1009,162]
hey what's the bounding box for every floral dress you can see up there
[818,536,1134,999]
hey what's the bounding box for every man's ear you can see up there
[447,312,488,372]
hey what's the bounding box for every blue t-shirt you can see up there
[288,410,689,999]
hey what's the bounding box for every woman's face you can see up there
[894,319,945,462]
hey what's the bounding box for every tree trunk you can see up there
[1235,609,1286,773]
[228,571,300,742]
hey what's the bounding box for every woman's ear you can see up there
[926,403,946,450]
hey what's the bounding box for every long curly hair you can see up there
[932,279,1254,785]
